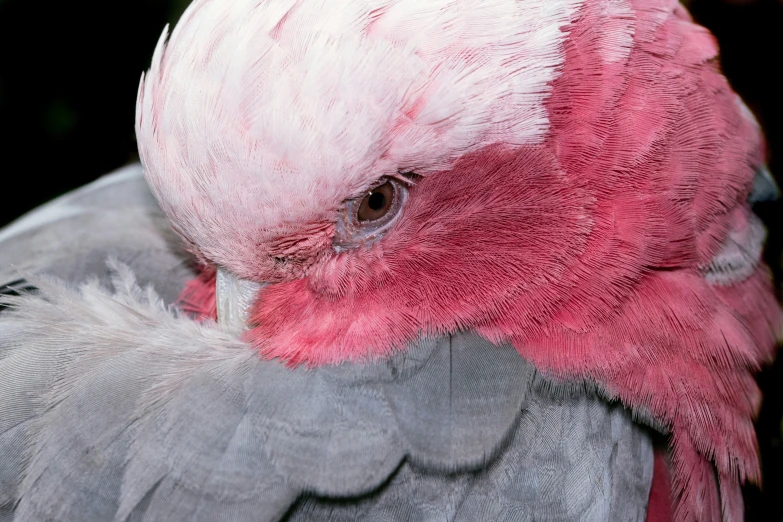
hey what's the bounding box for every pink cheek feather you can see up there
[246,143,592,365]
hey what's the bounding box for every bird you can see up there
[0,0,780,521]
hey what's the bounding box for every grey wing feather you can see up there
[288,382,653,522]
[0,164,194,305]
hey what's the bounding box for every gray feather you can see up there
[289,396,653,522]
[0,165,194,306]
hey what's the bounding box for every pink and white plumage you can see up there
[137,0,584,281]
[136,0,781,520]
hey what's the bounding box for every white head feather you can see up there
[136,0,584,280]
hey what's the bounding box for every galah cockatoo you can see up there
[0,0,780,521]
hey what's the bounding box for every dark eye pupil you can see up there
[357,181,395,222]
[368,192,386,211]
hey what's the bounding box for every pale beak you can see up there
[216,267,264,335]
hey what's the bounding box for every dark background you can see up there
[0,0,781,518]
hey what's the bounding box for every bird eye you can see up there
[357,182,395,222]
[334,176,410,250]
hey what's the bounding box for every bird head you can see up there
[136,0,763,365]
[136,0,596,364]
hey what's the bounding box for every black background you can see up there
[0,0,781,518]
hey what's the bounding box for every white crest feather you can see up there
[136,0,585,279]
